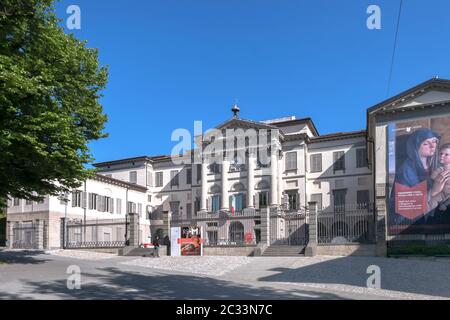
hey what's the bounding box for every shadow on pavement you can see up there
[0,266,346,300]
[258,256,450,298]
[0,249,50,265]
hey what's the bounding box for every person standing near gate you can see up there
[153,236,160,257]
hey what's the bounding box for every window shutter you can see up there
[81,192,87,209]
[88,193,93,209]
[116,199,121,214]
[255,194,259,209]
[110,198,114,213]
[71,192,76,207]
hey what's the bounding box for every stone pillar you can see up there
[7,221,14,248]
[200,160,208,212]
[260,208,270,246]
[34,219,44,250]
[270,151,278,206]
[305,202,317,257]
[128,212,140,247]
[277,152,283,205]
[221,159,230,210]
[247,154,255,208]
[375,183,388,257]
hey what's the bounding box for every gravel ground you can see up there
[121,256,253,276]
[45,249,119,260]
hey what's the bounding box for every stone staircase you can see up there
[261,245,306,257]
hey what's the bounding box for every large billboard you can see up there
[388,115,450,236]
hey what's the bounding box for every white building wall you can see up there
[306,136,373,210]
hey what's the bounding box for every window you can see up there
[285,152,297,171]
[108,197,112,213]
[71,190,82,207]
[186,168,192,185]
[147,195,152,202]
[89,193,98,210]
[194,197,201,215]
[357,190,370,209]
[310,154,322,172]
[155,172,163,187]
[333,189,346,213]
[310,193,323,212]
[287,191,299,211]
[209,163,221,174]
[170,201,180,215]
[170,170,179,187]
[186,203,192,219]
[127,201,137,214]
[129,171,137,184]
[258,191,269,208]
[356,148,368,168]
[211,195,220,213]
[116,199,122,214]
[333,151,345,172]
[25,199,32,205]
[230,194,245,213]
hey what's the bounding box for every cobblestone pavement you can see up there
[121,256,253,276]
[45,250,119,260]
[1,249,450,300]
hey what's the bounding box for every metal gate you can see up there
[12,222,36,249]
[270,212,308,245]
[64,218,128,249]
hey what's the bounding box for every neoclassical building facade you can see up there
[6,78,450,255]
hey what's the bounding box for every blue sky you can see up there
[55,0,450,163]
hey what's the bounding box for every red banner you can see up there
[395,181,428,220]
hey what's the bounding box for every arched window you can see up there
[256,180,270,190]
[209,184,221,194]
[229,221,244,244]
[231,182,245,192]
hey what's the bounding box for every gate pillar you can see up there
[305,202,317,257]
[34,219,44,250]
[260,208,270,246]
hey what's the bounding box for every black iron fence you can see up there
[317,203,376,244]
[65,218,128,249]
[12,221,36,249]
[270,210,308,245]
[171,208,261,246]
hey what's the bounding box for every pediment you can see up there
[368,78,450,115]
[215,118,279,131]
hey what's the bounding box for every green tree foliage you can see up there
[0,0,108,207]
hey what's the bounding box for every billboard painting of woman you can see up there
[388,117,450,236]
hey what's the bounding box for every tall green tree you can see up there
[0,0,108,207]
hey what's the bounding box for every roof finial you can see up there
[231,102,240,119]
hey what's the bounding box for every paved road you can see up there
[0,249,449,300]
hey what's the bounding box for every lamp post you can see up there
[58,191,70,248]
